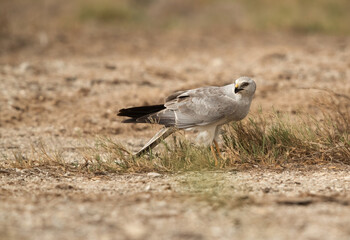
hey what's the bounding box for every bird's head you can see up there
[234,77,256,97]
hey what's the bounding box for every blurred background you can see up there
[0,0,349,138]
[1,0,350,59]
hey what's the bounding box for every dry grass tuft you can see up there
[6,142,68,171]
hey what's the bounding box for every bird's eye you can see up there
[240,82,249,88]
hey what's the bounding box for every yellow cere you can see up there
[235,84,239,88]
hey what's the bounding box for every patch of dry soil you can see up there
[1,168,350,240]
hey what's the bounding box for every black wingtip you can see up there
[117,108,131,117]
[117,105,165,118]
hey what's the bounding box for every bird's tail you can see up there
[117,105,165,123]
[135,127,175,157]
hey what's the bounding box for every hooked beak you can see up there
[234,84,243,94]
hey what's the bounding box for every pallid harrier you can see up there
[118,76,256,164]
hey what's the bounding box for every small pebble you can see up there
[147,172,162,177]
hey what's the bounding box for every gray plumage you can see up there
[118,76,256,155]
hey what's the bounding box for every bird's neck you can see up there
[236,93,251,102]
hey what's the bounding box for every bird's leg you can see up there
[210,144,218,166]
[214,140,222,158]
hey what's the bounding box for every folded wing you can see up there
[137,87,238,129]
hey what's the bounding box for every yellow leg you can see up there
[214,140,222,159]
[210,145,218,166]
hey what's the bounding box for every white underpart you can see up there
[195,124,221,146]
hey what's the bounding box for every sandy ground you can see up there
[1,32,350,239]
[1,168,350,240]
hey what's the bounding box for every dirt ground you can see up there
[1,167,350,240]
[1,32,350,239]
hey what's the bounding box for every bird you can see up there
[117,76,256,165]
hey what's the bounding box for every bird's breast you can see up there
[227,101,251,122]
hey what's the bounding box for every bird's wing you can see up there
[140,86,238,129]
[135,127,175,156]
